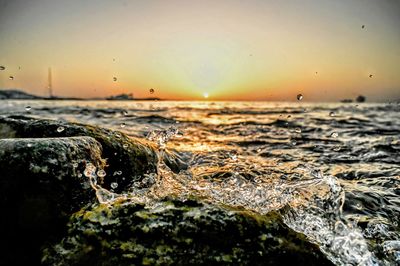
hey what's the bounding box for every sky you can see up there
[0,0,399,101]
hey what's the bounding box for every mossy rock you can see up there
[43,199,333,266]
[0,137,105,265]
[0,115,186,192]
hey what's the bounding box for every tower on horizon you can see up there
[48,67,53,98]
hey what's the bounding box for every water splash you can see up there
[146,126,180,149]
[281,170,378,265]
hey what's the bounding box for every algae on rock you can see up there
[43,199,333,266]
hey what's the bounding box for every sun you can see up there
[203,92,209,99]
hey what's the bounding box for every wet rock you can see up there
[0,137,105,265]
[0,115,186,191]
[42,199,333,266]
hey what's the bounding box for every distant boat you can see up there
[356,95,366,103]
[340,99,353,103]
[106,93,134,100]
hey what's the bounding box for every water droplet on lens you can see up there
[111,182,118,189]
[120,123,126,128]
[149,88,154,94]
[25,106,31,111]
[57,126,65,133]
[113,77,117,82]
[297,94,303,101]
[0,66,5,70]
[329,111,335,117]
[9,76,14,80]
[97,169,106,178]
[331,132,338,138]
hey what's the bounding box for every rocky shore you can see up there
[0,115,333,265]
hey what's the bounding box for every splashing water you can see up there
[57,126,65,133]
[146,126,180,149]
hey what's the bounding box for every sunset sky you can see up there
[0,0,399,101]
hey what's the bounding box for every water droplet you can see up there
[27,143,32,148]
[291,140,297,146]
[113,77,117,82]
[333,146,341,152]
[297,94,303,101]
[369,74,373,78]
[84,163,96,178]
[230,153,237,161]
[115,132,122,138]
[120,123,126,128]
[123,143,128,149]
[295,127,302,133]
[25,106,31,111]
[121,110,128,116]
[111,182,118,189]
[57,126,65,133]
[9,76,14,80]
[116,170,122,175]
[149,88,154,94]
[0,66,5,70]
[362,25,365,29]
[334,221,347,233]
[329,111,335,117]
[330,132,338,138]
[97,169,106,178]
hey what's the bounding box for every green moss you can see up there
[42,198,333,266]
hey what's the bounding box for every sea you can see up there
[1,100,400,265]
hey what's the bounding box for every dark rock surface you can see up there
[0,115,175,191]
[42,199,333,266]
[0,137,105,265]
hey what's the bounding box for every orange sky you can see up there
[0,0,399,101]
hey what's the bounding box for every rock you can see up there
[0,115,186,192]
[0,137,105,265]
[42,199,333,266]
